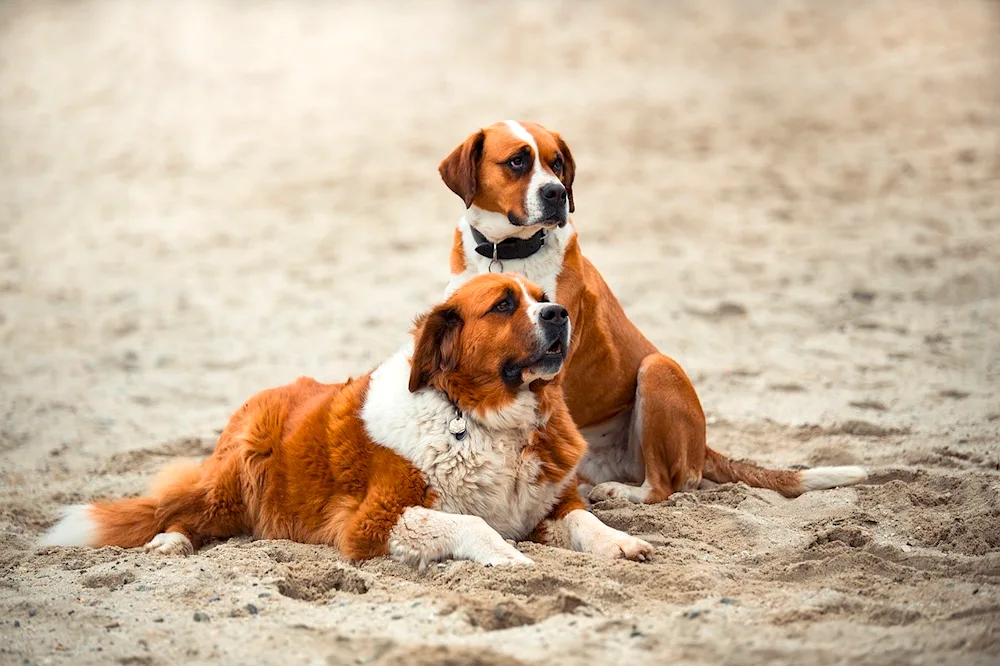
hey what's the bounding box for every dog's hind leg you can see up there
[41,456,246,556]
[139,459,221,555]
[588,353,706,504]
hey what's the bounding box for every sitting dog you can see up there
[440,121,866,504]
[41,274,653,566]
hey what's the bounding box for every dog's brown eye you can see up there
[508,156,524,170]
[552,158,563,175]
[491,298,513,314]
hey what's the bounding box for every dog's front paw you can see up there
[143,532,193,556]
[592,534,654,562]
[477,538,534,566]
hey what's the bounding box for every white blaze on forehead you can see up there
[504,120,540,162]
[514,275,539,305]
[503,120,563,224]
[503,120,555,180]
[514,275,545,322]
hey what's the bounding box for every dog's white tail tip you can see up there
[799,466,867,492]
[39,504,99,547]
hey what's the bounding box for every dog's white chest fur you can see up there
[445,218,574,300]
[361,344,571,540]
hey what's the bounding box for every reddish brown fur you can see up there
[444,123,814,502]
[81,274,590,558]
[524,395,589,485]
[703,449,802,498]
[449,228,466,274]
[89,376,433,559]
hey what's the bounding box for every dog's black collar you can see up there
[470,226,547,263]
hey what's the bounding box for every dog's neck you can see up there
[432,372,547,433]
[448,217,575,303]
[366,341,547,438]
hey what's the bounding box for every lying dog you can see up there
[440,121,866,503]
[41,274,653,566]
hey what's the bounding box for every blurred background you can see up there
[1,0,998,475]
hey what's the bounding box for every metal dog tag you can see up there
[448,416,467,441]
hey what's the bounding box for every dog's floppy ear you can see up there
[554,132,576,213]
[409,305,464,393]
[439,130,485,209]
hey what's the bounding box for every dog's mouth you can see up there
[506,212,567,229]
[543,338,565,358]
[526,336,568,369]
[501,338,568,388]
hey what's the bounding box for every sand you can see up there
[1,0,999,664]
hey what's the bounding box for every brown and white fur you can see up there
[41,274,653,566]
[440,121,866,504]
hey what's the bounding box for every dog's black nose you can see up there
[539,304,568,325]
[540,183,567,204]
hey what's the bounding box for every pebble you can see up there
[193,612,210,622]
[246,604,259,616]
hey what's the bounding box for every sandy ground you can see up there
[1,0,999,664]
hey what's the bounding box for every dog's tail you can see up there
[40,460,204,549]
[703,448,866,498]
